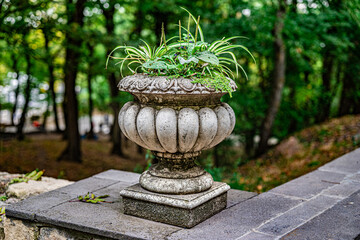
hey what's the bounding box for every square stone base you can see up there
[120,182,230,228]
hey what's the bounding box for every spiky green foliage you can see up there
[107,8,254,94]
[9,169,44,185]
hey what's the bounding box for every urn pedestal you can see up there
[118,74,236,227]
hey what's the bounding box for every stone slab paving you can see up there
[4,170,256,239]
[3,148,360,240]
[281,190,360,240]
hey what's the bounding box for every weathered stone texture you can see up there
[6,177,72,200]
[281,190,360,240]
[121,182,230,228]
[4,218,38,240]
[269,170,346,199]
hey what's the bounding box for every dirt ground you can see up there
[1,114,359,193]
[0,133,146,181]
[236,114,360,192]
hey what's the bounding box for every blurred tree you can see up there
[257,0,287,155]
[58,0,86,162]
[17,41,32,141]
[42,19,62,133]
[101,1,125,156]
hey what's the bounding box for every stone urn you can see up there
[118,74,236,194]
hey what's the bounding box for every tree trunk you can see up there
[103,2,124,156]
[316,51,334,123]
[86,43,95,139]
[43,30,61,132]
[58,0,86,162]
[11,56,19,126]
[17,53,32,141]
[42,91,51,131]
[108,72,124,155]
[129,0,144,40]
[257,0,286,156]
[339,52,360,116]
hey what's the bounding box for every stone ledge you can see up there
[121,182,230,228]
[2,147,360,240]
[120,182,229,209]
[4,170,255,239]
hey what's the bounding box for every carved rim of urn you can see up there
[118,74,237,194]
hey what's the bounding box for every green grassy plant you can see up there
[107,8,254,95]
[9,169,44,185]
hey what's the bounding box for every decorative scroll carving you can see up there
[118,74,237,94]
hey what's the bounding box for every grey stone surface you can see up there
[139,170,213,194]
[56,176,119,195]
[227,189,257,208]
[319,148,360,174]
[6,177,72,200]
[0,227,4,240]
[347,172,360,182]
[121,182,229,209]
[237,232,276,240]
[167,192,302,240]
[121,182,230,228]
[35,196,180,239]
[281,190,360,240]
[38,226,113,240]
[269,170,346,199]
[5,190,74,221]
[123,192,227,228]
[5,171,181,239]
[92,169,140,183]
[257,195,339,236]
[193,107,218,152]
[4,218,38,240]
[4,157,360,240]
[321,180,360,198]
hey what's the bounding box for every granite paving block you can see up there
[92,169,140,183]
[269,170,346,199]
[56,177,120,195]
[5,190,74,221]
[227,189,257,208]
[93,181,134,203]
[237,232,276,240]
[321,180,360,198]
[319,148,360,174]
[36,198,180,240]
[281,190,360,240]
[346,173,360,182]
[257,195,339,236]
[167,192,302,240]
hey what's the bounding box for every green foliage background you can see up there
[0,0,359,163]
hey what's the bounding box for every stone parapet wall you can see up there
[0,172,73,240]
[1,148,360,240]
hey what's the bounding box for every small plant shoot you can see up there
[0,207,5,222]
[9,169,44,185]
[0,196,8,201]
[107,8,254,95]
[71,192,112,204]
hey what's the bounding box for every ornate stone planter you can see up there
[118,74,237,227]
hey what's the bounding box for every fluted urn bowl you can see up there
[118,74,236,194]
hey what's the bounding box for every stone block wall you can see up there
[0,172,73,240]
